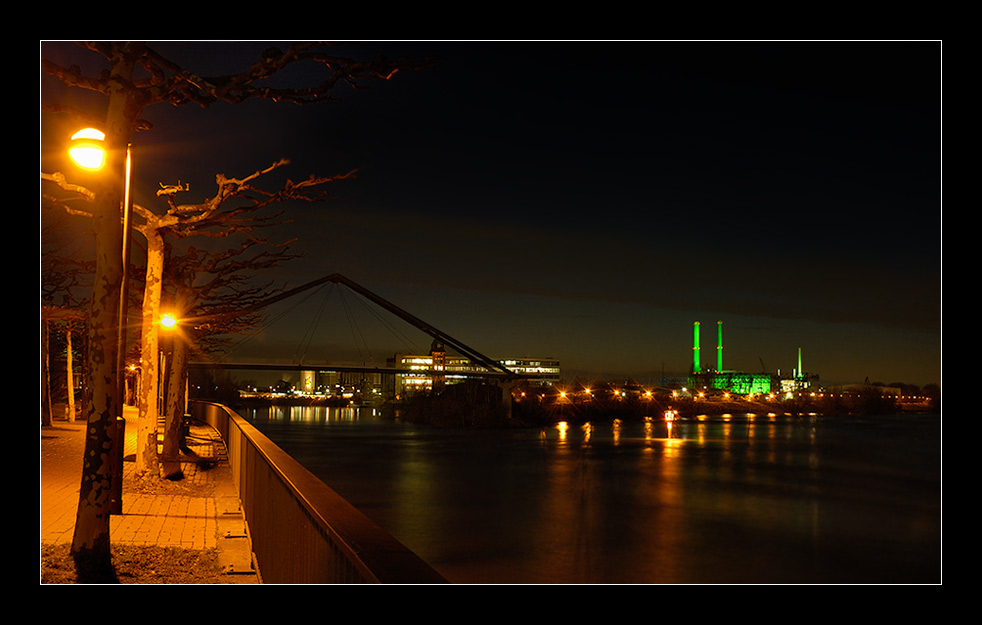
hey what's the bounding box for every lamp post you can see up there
[69,128,133,515]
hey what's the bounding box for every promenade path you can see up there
[40,405,259,583]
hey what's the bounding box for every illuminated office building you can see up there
[387,342,560,397]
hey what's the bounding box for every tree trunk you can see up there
[136,231,164,476]
[160,334,188,480]
[66,327,76,423]
[71,167,123,581]
[41,318,52,427]
[71,43,140,582]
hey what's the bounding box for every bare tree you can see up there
[40,214,93,426]
[44,158,353,477]
[157,240,289,478]
[139,160,352,479]
[41,41,417,581]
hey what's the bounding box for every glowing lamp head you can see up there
[69,128,107,170]
[160,313,178,329]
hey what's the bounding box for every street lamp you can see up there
[160,312,179,329]
[157,311,179,424]
[68,128,108,170]
[70,127,133,515]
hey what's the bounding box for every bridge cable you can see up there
[222,282,330,361]
[338,286,376,367]
[201,273,515,378]
[346,288,425,356]
[292,283,336,365]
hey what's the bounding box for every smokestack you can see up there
[717,320,723,372]
[693,321,701,373]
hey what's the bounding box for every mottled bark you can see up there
[70,44,138,581]
[160,331,188,480]
[71,169,122,579]
[136,230,164,475]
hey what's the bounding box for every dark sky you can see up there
[40,41,941,386]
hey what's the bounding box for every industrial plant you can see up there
[687,321,817,396]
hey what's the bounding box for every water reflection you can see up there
[243,406,940,584]
[265,405,374,423]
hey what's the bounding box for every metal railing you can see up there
[189,400,447,584]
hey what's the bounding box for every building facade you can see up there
[386,342,560,397]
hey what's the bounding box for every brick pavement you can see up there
[40,406,259,582]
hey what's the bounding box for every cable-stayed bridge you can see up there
[188,273,536,383]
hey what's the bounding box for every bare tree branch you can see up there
[42,41,425,130]
[41,172,97,217]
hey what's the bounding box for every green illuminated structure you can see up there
[687,319,780,395]
[707,372,775,395]
[717,321,723,372]
[692,322,701,374]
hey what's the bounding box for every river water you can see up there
[242,406,941,584]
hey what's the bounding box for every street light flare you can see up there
[68,128,106,170]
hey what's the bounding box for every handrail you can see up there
[189,400,448,584]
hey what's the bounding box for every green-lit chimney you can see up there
[693,321,701,373]
[717,320,723,372]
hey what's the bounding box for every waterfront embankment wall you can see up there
[189,400,447,584]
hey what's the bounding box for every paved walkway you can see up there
[40,405,260,583]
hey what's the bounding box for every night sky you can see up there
[40,41,941,387]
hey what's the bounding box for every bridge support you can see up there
[499,378,521,420]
